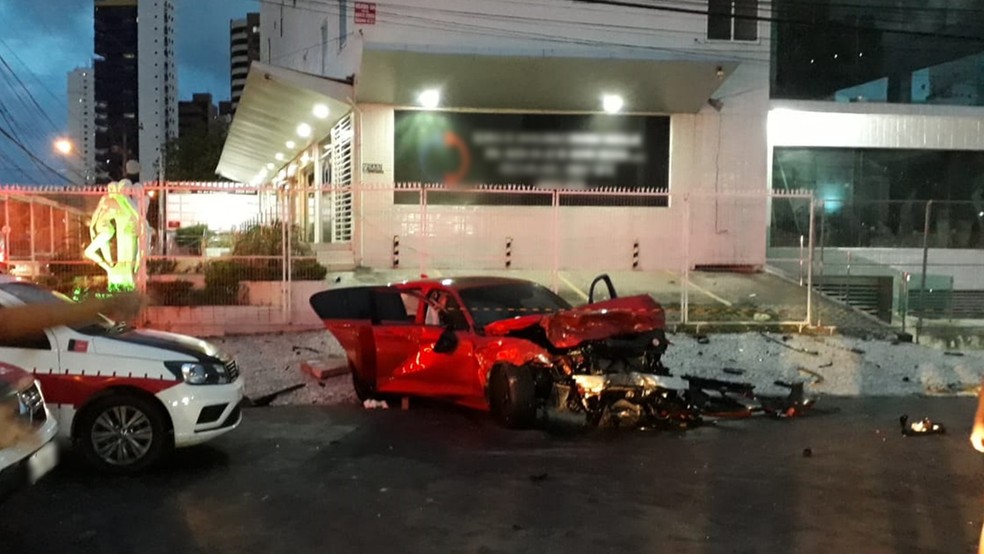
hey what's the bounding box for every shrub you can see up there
[148,280,194,306]
[147,258,178,275]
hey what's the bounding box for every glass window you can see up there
[772,147,984,248]
[707,0,758,41]
[459,283,572,329]
[771,0,984,105]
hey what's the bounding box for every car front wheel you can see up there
[75,392,171,474]
[487,363,537,429]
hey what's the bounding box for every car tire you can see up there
[351,369,374,402]
[75,392,171,474]
[487,363,537,429]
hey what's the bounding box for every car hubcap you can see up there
[91,406,153,465]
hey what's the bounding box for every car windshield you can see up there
[459,282,572,329]
[0,282,121,335]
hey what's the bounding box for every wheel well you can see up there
[71,386,174,440]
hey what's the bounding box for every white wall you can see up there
[138,0,178,183]
[770,100,984,150]
[262,0,770,80]
[166,192,261,232]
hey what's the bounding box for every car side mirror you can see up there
[433,325,458,354]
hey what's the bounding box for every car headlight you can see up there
[166,362,229,385]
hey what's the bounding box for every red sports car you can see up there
[310,275,812,428]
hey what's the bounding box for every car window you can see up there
[0,306,51,350]
[460,283,572,329]
[424,290,469,330]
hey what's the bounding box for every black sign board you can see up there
[393,111,670,206]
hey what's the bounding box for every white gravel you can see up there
[208,329,984,407]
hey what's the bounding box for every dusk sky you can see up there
[0,0,259,184]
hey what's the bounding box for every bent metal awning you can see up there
[216,62,354,184]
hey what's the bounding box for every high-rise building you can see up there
[138,0,178,183]
[178,93,218,137]
[230,12,260,114]
[67,67,95,185]
[93,0,139,184]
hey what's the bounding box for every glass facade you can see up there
[772,147,984,248]
[771,0,984,106]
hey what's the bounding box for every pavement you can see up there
[3,398,983,553]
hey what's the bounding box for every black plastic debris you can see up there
[696,335,710,345]
[896,332,913,343]
[529,473,549,482]
[902,376,911,383]
[944,351,965,357]
[723,368,745,376]
[245,383,306,407]
[900,414,946,436]
[819,361,833,368]
[802,448,812,458]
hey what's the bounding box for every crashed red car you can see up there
[310,275,812,429]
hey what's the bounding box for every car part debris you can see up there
[292,345,322,355]
[819,361,833,368]
[722,368,745,376]
[944,351,965,357]
[759,333,820,356]
[802,447,812,457]
[900,414,946,436]
[245,383,306,407]
[696,335,710,345]
[796,367,825,385]
[363,399,389,409]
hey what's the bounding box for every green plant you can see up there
[147,258,178,275]
[203,260,243,305]
[175,224,210,254]
[291,258,328,281]
[147,280,195,306]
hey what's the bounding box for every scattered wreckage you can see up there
[310,274,815,429]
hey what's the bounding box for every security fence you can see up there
[4,181,980,343]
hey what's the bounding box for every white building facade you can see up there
[137,0,178,183]
[67,67,96,185]
[217,0,984,300]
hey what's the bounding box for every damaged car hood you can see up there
[485,295,665,348]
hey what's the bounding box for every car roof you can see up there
[406,276,542,291]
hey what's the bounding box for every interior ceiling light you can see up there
[285,140,296,149]
[602,94,624,114]
[296,123,312,138]
[418,89,440,109]
[274,153,284,161]
[265,163,275,170]
[312,104,329,119]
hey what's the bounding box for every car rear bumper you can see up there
[156,379,245,448]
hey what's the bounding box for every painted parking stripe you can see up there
[557,272,589,302]
[668,271,733,307]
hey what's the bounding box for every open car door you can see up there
[310,286,479,402]
[310,286,415,397]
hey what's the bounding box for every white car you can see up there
[0,277,244,473]
[0,363,58,499]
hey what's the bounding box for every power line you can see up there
[0,125,72,185]
[0,53,59,133]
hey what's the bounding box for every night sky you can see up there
[0,0,259,184]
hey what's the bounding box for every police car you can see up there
[0,277,244,473]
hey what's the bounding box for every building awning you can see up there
[355,48,737,113]
[216,62,354,184]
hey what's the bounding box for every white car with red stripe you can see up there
[0,278,244,473]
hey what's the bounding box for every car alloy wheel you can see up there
[90,405,155,466]
[76,392,170,474]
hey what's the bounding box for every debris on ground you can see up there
[900,414,946,436]
[363,399,389,409]
[246,383,306,407]
[802,448,812,458]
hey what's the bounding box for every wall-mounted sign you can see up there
[363,162,384,174]
[393,111,670,206]
[355,2,376,24]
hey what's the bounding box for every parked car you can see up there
[0,362,58,500]
[310,275,813,429]
[0,277,244,473]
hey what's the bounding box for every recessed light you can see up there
[418,89,440,109]
[275,153,284,161]
[602,94,624,114]
[285,140,296,149]
[312,104,329,119]
[296,123,312,138]
[265,163,274,170]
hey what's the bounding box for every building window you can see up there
[707,0,757,41]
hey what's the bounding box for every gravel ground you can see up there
[208,329,984,407]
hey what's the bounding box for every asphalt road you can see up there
[2,397,982,554]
